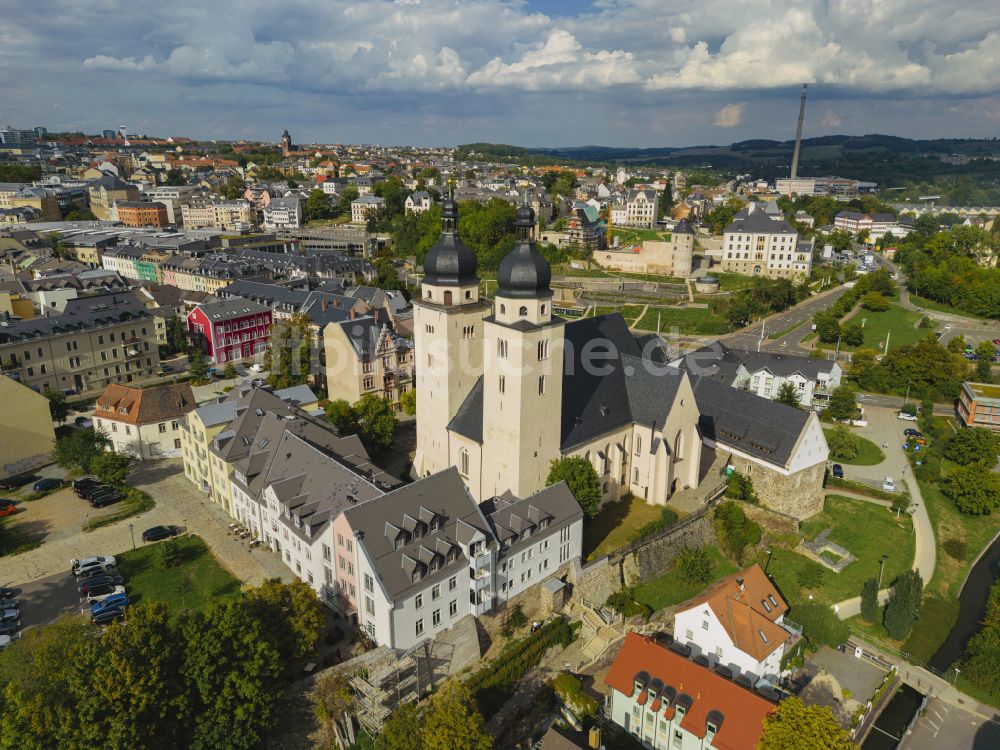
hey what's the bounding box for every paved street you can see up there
[1,460,290,589]
[13,571,82,630]
[903,697,1000,750]
[832,406,934,619]
[723,284,851,355]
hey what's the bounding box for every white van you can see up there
[882,477,895,492]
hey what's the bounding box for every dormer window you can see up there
[413,522,426,539]
[429,517,440,532]
[539,519,549,529]
[759,629,769,644]
[429,557,440,573]
[762,599,772,613]
[768,594,779,608]
[395,530,410,550]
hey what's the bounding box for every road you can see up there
[903,697,1000,750]
[832,407,935,620]
[722,284,851,355]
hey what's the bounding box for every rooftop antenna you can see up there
[789,84,808,179]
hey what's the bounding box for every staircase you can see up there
[579,604,622,662]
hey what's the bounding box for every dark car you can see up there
[903,429,923,438]
[91,607,126,626]
[0,620,19,636]
[79,483,111,500]
[73,477,100,496]
[73,416,93,428]
[0,599,20,610]
[0,474,37,491]
[831,464,844,479]
[32,477,64,493]
[78,564,118,581]
[89,491,125,508]
[78,575,124,594]
[141,525,178,542]
[0,588,17,600]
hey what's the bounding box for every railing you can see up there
[782,618,803,637]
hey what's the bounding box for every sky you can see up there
[3,0,1000,148]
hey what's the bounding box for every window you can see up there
[158,423,167,433]
[497,339,508,359]
[449,599,457,617]
[537,340,548,360]
[323,544,331,562]
[432,609,441,626]
[537,375,545,395]
[415,619,424,637]
[365,597,375,615]
[415,593,423,609]
[518,306,527,316]
[702,620,709,630]
[459,448,469,477]
[498,375,505,394]
[432,584,440,601]
[174,439,181,449]
[449,575,457,591]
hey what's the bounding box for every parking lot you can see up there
[8,571,84,630]
[1,483,130,548]
[903,697,1000,750]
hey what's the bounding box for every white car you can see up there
[71,556,117,576]
[883,477,896,492]
[249,363,263,373]
[85,584,126,605]
[0,633,19,650]
[897,411,918,421]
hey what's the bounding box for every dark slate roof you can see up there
[690,375,808,467]
[335,314,411,359]
[0,292,152,343]
[343,468,492,601]
[194,296,270,321]
[724,206,796,235]
[672,343,747,386]
[497,204,552,300]
[482,481,582,559]
[447,376,484,443]
[675,342,833,383]
[673,218,694,234]
[422,199,479,286]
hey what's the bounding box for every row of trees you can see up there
[0,580,324,750]
[52,428,130,488]
[860,570,924,640]
[325,394,399,456]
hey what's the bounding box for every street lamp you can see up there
[764,549,774,576]
[129,522,135,550]
[878,554,888,588]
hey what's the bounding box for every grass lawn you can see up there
[611,227,672,244]
[116,534,242,619]
[633,546,739,612]
[712,272,757,291]
[754,494,914,608]
[819,304,927,353]
[823,429,886,466]
[82,489,155,532]
[907,294,969,317]
[594,305,645,323]
[583,496,665,561]
[634,306,729,335]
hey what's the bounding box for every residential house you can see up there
[262,195,303,230]
[351,195,385,224]
[721,204,813,279]
[187,297,272,364]
[322,313,413,409]
[92,382,196,459]
[0,374,56,479]
[88,175,140,220]
[405,191,433,214]
[181,199,256,230]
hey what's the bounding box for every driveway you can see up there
[902,698,1000,750]
[832,406,935,619]
[12,571,84,630]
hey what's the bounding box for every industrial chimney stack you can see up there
[790,83,808,179]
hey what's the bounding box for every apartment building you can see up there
[351,195,385,224]
[93,382,196,459]
[88,175,140,221]
[322,313,413,409]
[187,297,272,364]
[115,201,169,228]
[8,186,61,221]
[181,199,256,230]
[604,633,775,750]
[142,185,203,224]
[262,195,303,230]
[721,204,813,279]
[958,381,1000,432]
[0,292,160,394]
[162,254,267,294]
[0,374,56,480]
[622,188,658,228]
[834,211,898,239]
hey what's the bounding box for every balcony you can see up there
[470,570,490,591]
[782,618,803,638]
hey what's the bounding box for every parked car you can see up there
[32,477,63,493]
[78,564,118,581]
[883,477,896,492]
[78,575,125,594]
[0,621,20,637]
[0,633,18,650]
[91,607,126,626]
[944,324,953,331]
[993,338,1000,346]
[73,477,100,496]
[79,483,110,500]
[0,587,17,599]
[71,556,117,576]
[831,464,844,479]
[141,525,178,543]
[897,411,918,421]
[0,608,19,623]
[0,599,20,610]
[84,584,126,604]
[73,416,93,428]
[0,474,37,491]
[0,503,17,519]
[249,363,263,373]
[91,592,129,615]
[89,490,125,508]
[903,429,923,437]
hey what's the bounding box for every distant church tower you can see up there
[481,202,565,498]
[412,198,490,479]
[281,129,292,156]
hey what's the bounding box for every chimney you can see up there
[736,577,745,591]
[349,308,356,320]
[321,300,327,312]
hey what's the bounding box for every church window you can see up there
[538,375,545,395]
[537,340,549,360]
[518,306,528,316]
[498,375,505,394]
[674,431,683,460]
[500,304,506,315]
[497,339,508,359]
[541,304,547,315]
[459,449,469,476]
[635,435,642,454]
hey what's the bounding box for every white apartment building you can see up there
[181,199,256,230]
[262,195,303,230]
[833,211,907,241]
[721,204,813,279]
[351,195,385,224]
[624,188,658,228]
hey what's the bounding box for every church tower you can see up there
[481,202,565,498]
[281,129,292,156]
[412,197,489,478]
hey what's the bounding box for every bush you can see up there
[943,428,1000,466]
[797,560,826,590]
[943,539,967,561]
[631,506,678,541]
[605,588,653,619]
[714,501,762,562]
[794,601,849,651]
[860,577,880,623]
[826,426,859,461]
[672,547,713,586]
[551,672,598,719]
[726,471,759,504]
[500,604,528,639]
[884,570,923,640]
[158,539,179,569]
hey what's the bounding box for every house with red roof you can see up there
[604,632,776,750]
[673,565,800,683]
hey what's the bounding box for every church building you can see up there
[412,199,828,519]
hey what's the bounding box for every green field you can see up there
[634,306,729,335]
[711,272,757,292]
[755,494,914,608]
[611,227,672,244]
[116,534,242,619]
[819,304,928,353]
[633,546,739,612]
[594,305,645,323]
[583,496,665,561]
[907,294,968,317]
[823,430,886,466]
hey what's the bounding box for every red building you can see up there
[187,298,272,364]
[116,201,170,228]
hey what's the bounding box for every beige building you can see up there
[0,292,160,395]
[322,314,414,410]
[93,382,196,460]
[721,204,813,279]
[0,374,55,479]
[88,175,140,221]
[595,219,696,277]
[8,187,61,222]
[181,199,255,230]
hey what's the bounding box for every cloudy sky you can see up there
[4,0,1000,147]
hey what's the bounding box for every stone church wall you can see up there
[750,461,825,520]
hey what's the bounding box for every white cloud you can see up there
[820,110,843,128]
[83,54,156,71]
[713,103,745,127]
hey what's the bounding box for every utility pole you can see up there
[790,84,808,180]
[878,554,888,588]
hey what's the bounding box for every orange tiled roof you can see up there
[94,382,196,425]
[604,633,775,750]
[681,565,790,661]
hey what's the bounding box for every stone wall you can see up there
[741,502,801,538]
[750,461,825,520]
[567,556,621,607]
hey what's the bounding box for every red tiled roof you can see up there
[604,633,774,750]
[94,382,196,425]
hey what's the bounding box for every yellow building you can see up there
[0,375,56,479]
[0,291,34,320]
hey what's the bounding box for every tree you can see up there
[946,335,967,354]
[353,394,398,456]
[91,452,130,488]
[757,697,855,750]
[813,311,842,344]
[223,362,237,380]
[943,462,1000,514]
[975,340,995,383]
[165,316,190,355]
[826,385,858,421]
[842,322,864,347]
[326,398,359,435]
[546,456,601,519]
[266,313,315,390]
[400,389,416,416]
[181,597,283,750]
[673,546,713,586]
[714,501,762,563]
[860,291,890,312]
[374,257,402,291]
[221,176,246,200]
[793,601,850,651]
[961,582,1000,700]
[43,388,69,424]
[725,471,759,504]
[943,428,1000,466]
[311,669,355,750]
[774,381,801,409]
[165,168,188,186]
[420,682,493,750]
[337,185,360,214]
[860,577,880,623]
[305,188,335,222]
[49,231,66,259]
[883,569,923,640]
[246,578,326,662]
[826,426,859,462]
[53,428,111,473]
[377,703,423,750]
[188,347,209,383]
